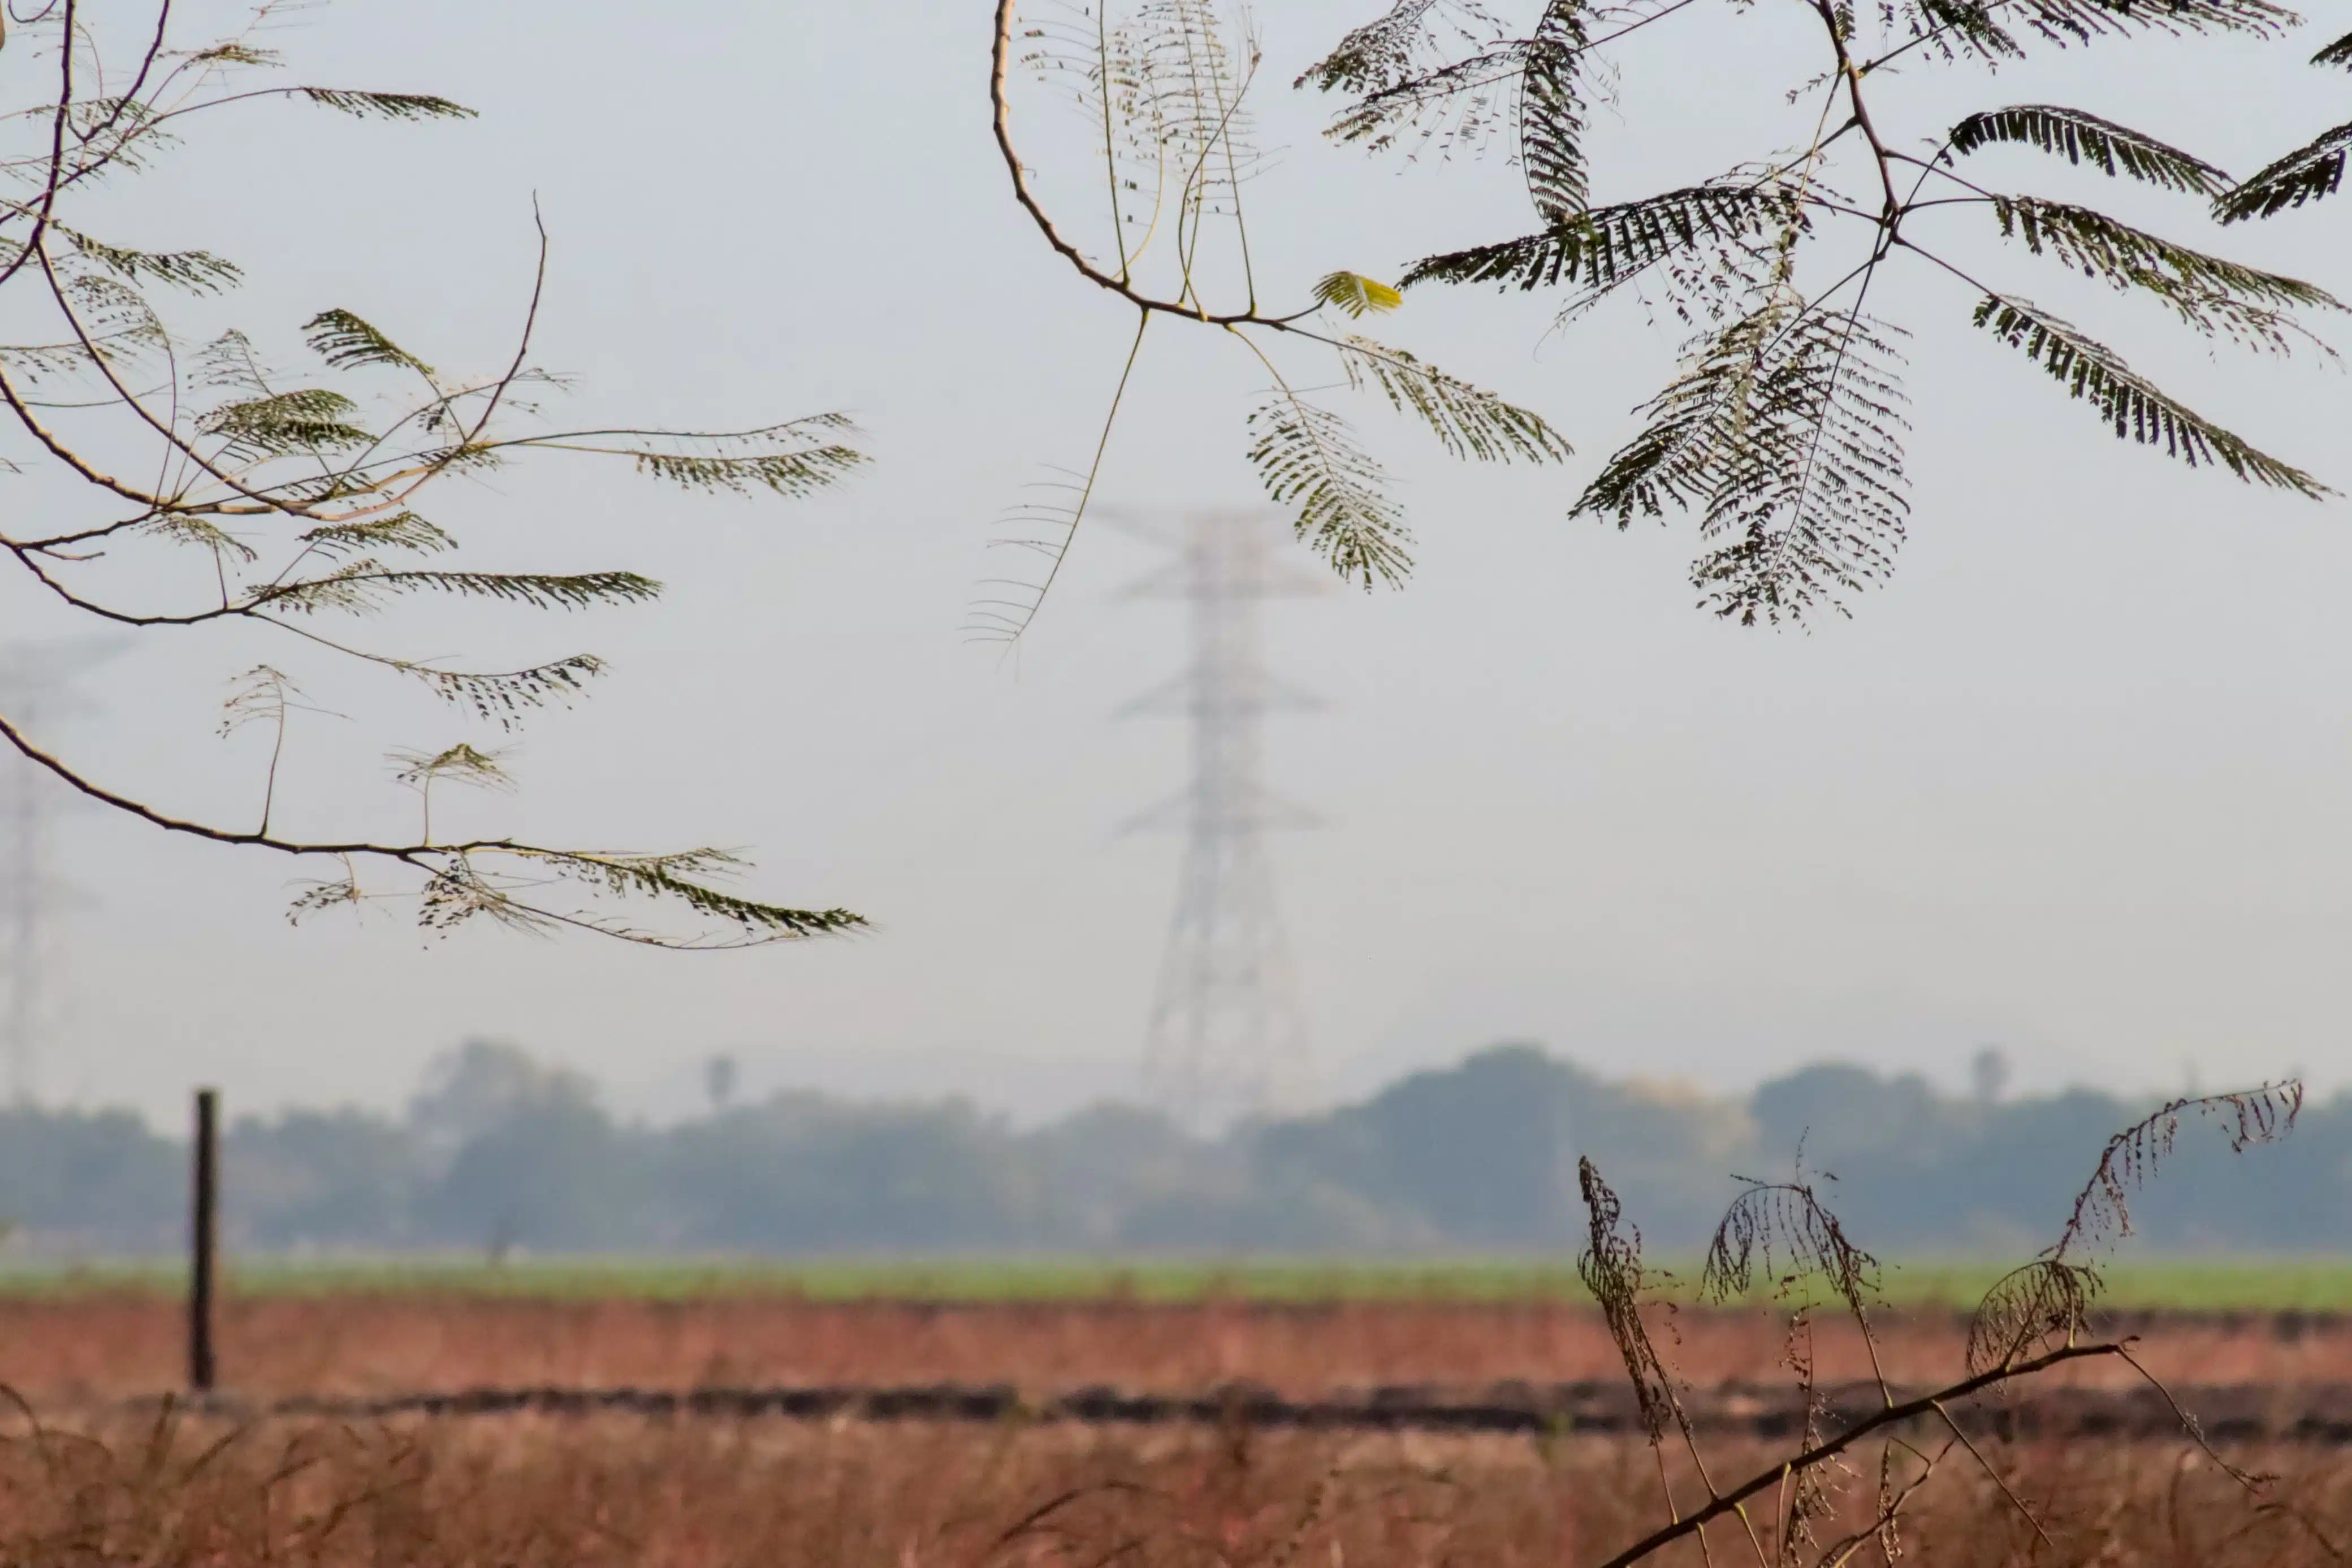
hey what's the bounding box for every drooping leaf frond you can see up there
[1246,389,1413,588]
[390,741,516,793]
[1132,0,1264,206]
[1401,184,1799,304]
[2315,28,2352,68]
[515,414,867,498]
[304,308,433,376]
[1968,1082,2299,1373]
[1317,44,1529,157]
[409,655,609,729]
[1335,335,1571,462]
[1970,293,2328,493]
[1888,0,2029,62]
[527,847,868,941]
[1966,1259,2101,1374]
[1987,196,2341,349]
[199,388,372,454]
[1313,270,1404,317]
[1576,1157,1685,1441]
[63,231,243,293]
[1295,0,1449,96]
[253,568,663,616]
[62,275,170,363]
[296,88,476,120]
[1520,0,1591,220]
[296,512,455,560]
[218,665,306,737]
[1946,105,2230,196]
[1575,298,1913,625]
[1990,0,2292,46]
[2214,122,2352,223]
[1701,1179,1883,1328]
[144,514,261,562]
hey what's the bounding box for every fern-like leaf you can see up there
[296,88,476,120]
[515,414,866,498]
[1970,293,2327,493]
[1987,196,2340,350]
[409,655,609,729]
[1521,0,1591,220]
[2315,28,2352,68]
[296,512,455,559]
[304,309,433,376]
[1246,390,1413,588]
[253,568,662,616]
[1335,336,1570,462]
[530,848,867,941]
[64,232,242,293]
[1946,105,2229,196]
[1318,45,1528,157]
[1298,0,1438,94]
[1574,298,1912,625]
[1402,183,1798,298]
[1993,0,2292,46]
[1314,270,1404,317]
[1892,0,2027,61]
[2214,122,2352,223]
[200,388,372,454]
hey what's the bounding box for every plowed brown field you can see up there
[6,1294,2345,1400]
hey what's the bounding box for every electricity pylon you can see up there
[1121,511,1321,1128]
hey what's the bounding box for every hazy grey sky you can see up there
[8,0,2351,1125]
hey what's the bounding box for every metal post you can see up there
[189,1086,218,1393]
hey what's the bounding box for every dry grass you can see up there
[3,1295,2346,1402]
[1,1406,2345,1568]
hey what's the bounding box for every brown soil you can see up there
[12,1294,2350,1401]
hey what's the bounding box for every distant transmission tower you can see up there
[1122,511,1321,1127]
[0,642,113,1105]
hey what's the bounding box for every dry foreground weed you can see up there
[1,1411,2347,1568]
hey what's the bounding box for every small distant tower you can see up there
[0,641,114,1105]
[1122,511,1321,1127]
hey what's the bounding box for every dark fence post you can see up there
[189,1086,218,1393]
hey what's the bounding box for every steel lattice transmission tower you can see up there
[1122,511,1322,1127]
[0,641,114,1105]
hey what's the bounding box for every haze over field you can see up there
[5,0,2350,1127]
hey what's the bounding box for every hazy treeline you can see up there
[0,1042,2329,1255]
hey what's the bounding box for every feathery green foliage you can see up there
[1401,183,1800,307]
[1335,336,1572,462]
[1971,293,2326,493]
[296,88,475,121]
[2212,29,2352,222]
[304,308,434,375]
[1520,0,1592,221]
[1273,0,2336,620]
[296,512,456,559]
[1246,391,1413,588]
[1313,270,1404,317]
[255,569,664,617]
[1576,298,1912,624]
[0,0,864,946]
[1987,196,2342,349]
[2216,123,2352,222]
[1945,105,2231,195]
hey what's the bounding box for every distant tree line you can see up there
[0,1042,2330,1257]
